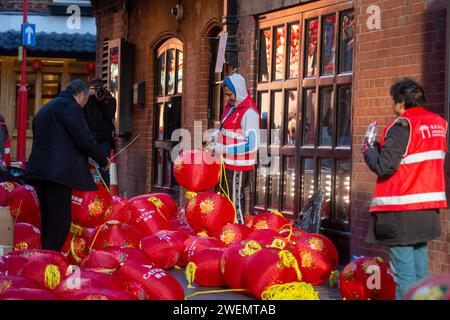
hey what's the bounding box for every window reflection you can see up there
[339,12,354,73]
[305,19,319,77]
[177,50,183,93]
[157,53,165,96]
[274,26,285,80]
[303,89,317,145]
[319,159,332,219]
[319,87,333,146]
[286,90,298,145]
[336,160,350,222]
[256,164,269,207]
[283,157,296,212]
[271,91,283,145]
[260,29,272,82]
[302,158,315,205]
[288,23,300,79]
[269,156,281,210]
[322,15,336,75]
[337,87,352,146]
[167,49,176,95]
[259,92,270,136]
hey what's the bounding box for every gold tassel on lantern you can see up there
[185,262,198,289]
[185,191,197,200]
[44,264,61,290]
[261,282,320,300]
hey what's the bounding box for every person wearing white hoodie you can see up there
[208,73,259,224]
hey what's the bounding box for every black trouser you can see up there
[219,169,252,224]
[30,180,72,251]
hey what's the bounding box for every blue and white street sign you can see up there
[22,23,36,47]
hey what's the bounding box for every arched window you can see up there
[153,38,183,194]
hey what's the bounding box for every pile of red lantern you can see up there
[0,149,397,300]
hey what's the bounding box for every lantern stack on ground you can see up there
[0,151,398,300]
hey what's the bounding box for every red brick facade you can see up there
[0,0,52,12]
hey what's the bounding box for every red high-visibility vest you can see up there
[370,107,448,212]
[218,95,259,171]
[0,120,11,166]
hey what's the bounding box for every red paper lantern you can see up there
[244,214,254,228]
[110,197,132,224]
[139,230,187,270]
[220,241,263,289]
[55,270,122,294]
[101,246,152,266]
[339,257,396,300]
[293,233,338,286]
[0,275,44,292]
[61,288,134,300]
[245,229,284,246]
[215,223,251,247]
[173,150,220,192]
[0,181,19,206]
[0,255,29,276]
[115,260,185,300]
[18,259,67,290]
[185,192,235,234]
[13,223,41,251]
[61,232,87,265]
[186,247,226,287]
[251,211,289,231]
[169,218,194,235]
[31,59,43,72]
[89,220,140,250]
[0,288,59,300]
[80,249,121,271]
[404,275,450,300]
[179,235,224,267]
[71,183,113,228]
[145,193,178,220]
[9,185,41,228]
[7,249,69,273]
[244,247,302,299]
[128,196,169,237]
[86,61,95,74]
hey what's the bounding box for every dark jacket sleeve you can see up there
[58,103,109,167]
[99,94,117,123]
[363,121,410,179]
[0,125,7,158]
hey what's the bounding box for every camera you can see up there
[94,84,107,99]
[171,4,183,20]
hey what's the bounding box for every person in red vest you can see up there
[0,114,11,170]
[363,78,447,299]
[208,73,259,224]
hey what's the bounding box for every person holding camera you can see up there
[84,78,117,187]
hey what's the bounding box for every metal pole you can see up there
[16,0,28,168]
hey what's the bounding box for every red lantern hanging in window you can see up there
[86,61,96,74]
[31,59,42,72]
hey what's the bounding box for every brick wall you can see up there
[352,0,449,274]
[94,0,224,200]
[0,0,52,12]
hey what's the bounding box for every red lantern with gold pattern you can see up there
[139,230,187,269]
[9,185,41,228]
[0,181,19,206]
[115,260,185,300]
[220,241,262,289]
[0,255,29,276]
[339,257,396,300]
[215,223,251,247]
[86,61,95,74]
[0,288,59,300]
[404,275,450,300]
[179,235,224,267]
[110,197,132,224]
[80,249,121,271]
[31,59,43,72]
[89,220,141,250]
[7,249,69,274]
[18,259,67,290]
[173,150,220,193]
[61,288,134,300]
[292,233,338,286]
[128,196,169,237]
[13,223,41,251]
[244,247,302,299]
[245,229,284,246]
[0,275,44,292]
[251,211,289,232]
[71,183,113,228]
[145,193,178,220]
[185,247,226,287]
[185,192,235,234]
[55,270,122,294]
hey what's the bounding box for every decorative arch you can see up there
[201,18,223,38]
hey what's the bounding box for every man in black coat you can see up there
[84,78,116,187]
[26,79,109,251]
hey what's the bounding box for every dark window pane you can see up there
[286,90,298,145]
[302,158,315,205]
[288,23,300,79]
[177,50,183,93]
[319,87,333,146]
[164,150,172,187]
[156,104,164,141]
[335,160,351,222]
[259,92,270,144]
[303,89,317,145]
[319,159,332,219]
[259,29,272,82]
[157,53,165,96]
[167,49,176,95]
[165,101,181,138]
[321,15,336,75]
[274,26,285,80]
[283,157,296,212]
[256,164,268,207]
[337,86,352,146]
[305,19,318,77]
[269,156,281,210]
[339,11,354,73]
[155,149,164,186]
[271,91,283,145]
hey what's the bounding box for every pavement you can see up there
[168,268,341,300]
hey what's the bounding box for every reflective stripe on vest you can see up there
[223,156,257,166]
[371,192,446,207]
[400,150,446,165]
[221,128,245,140]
